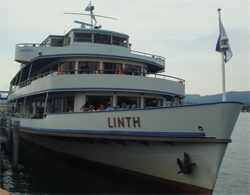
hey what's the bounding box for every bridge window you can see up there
[74,33,92,42]
[64,33,71,45]
[51,38,63,47]
[112,36,127,47]
[94,34,111,44]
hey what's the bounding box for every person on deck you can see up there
[89,105,95,112]
[68,106,73,113]
[80,101,90,111]
[149,98,158,107]
[120,103,127,110]
[105,102,114,111]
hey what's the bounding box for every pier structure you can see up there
[0,116,20,168]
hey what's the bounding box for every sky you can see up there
[0,0,249,96]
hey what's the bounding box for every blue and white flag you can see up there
[84,2,97,25]
[85,2,92,11]
[216,22,233,63]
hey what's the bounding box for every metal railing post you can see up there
[6,117,12,152]
[12,121,20,169]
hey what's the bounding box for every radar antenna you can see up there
[64,1,117,28]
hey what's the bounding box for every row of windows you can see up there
[32,61,146,78]
[10,95,182,119]
[74,33,128,47]
[40,32,128,48]
[14,95,163,115]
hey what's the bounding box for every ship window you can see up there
[103,63,121,74]
[171,96,181,106]
[143,67,147,76]
[86,96,113,110]
[52,64,58,71]
[64,33,71,45]
[63,96,74,112]
[74,33,92,42]
[51,38,63,47]
[55,98,62,113]
[112,36,127,47]
[125,64,141,76]
[144,98,163,107]
[94,34,111,44]
[116,96,141,109]
[78,61,99,74]
[60,61,75,74]
[45,68,51,76]
[41,40,49,47]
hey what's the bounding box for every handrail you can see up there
[10,69,185,94]
[16,44,165,60]
[130,50,165,60]
[16,43,70,47]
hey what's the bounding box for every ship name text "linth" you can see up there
[108,117,141,128]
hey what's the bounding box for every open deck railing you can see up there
[10,69,185,94]
[16,43,70,47]
[130,50,165,61]
[16,43,165,61]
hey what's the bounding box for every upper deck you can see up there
[15,28,165,73]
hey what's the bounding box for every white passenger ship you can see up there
[7,4,242,194]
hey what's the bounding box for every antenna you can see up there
[64,13,117,20]
[64,1,117,28]
[74,20,93,28]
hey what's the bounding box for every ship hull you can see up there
[14,102,242,194]
[20,132,223,194]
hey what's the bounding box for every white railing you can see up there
[9,69,185,94]
[130,50,165,61]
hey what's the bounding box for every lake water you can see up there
[1,113,249,194]
[213,113,250,195]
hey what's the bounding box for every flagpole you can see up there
[218,8,226,101]
[221,52,226,101]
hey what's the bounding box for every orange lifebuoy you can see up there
[179,80,183,83]
[57,72,65,75]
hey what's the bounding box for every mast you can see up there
[64,1,116,29]
[217,8,230,101]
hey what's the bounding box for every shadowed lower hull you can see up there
[20,131,226,194]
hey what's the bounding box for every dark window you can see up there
[86,96,112,110]
[55,98,62,113]
[52,64,58,71]
[112,36,127,47]
[63,97,74,112]
[103,63,121,74]
[51,38,63,47]
[94,34,111,44]
[40,71,45,78]
[125,64,141,76]
[144,98,162,107]
[60,61,75,74]
[117,96,141,109]
[74,33,92,42]
[78,61,99,74]
[64,33,71,45]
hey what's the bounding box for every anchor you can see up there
[177,152,195,174]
